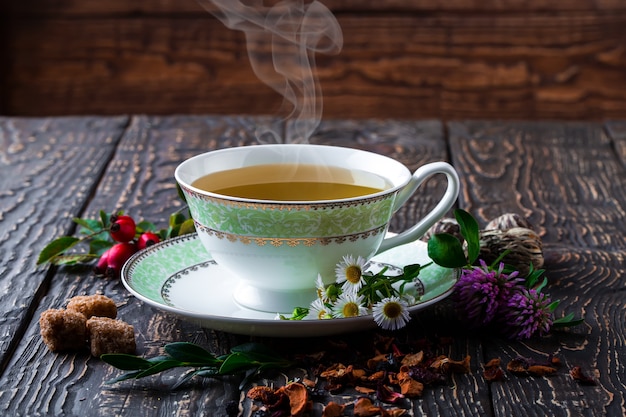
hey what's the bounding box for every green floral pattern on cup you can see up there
[184,190,396,238]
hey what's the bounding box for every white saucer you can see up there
[121,233,458,337]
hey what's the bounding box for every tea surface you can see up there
[191,163,389,201]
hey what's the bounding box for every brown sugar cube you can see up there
[39,309,88,352]
[86,317,136,357]
[67,294,117,319]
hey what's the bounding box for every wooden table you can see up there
[0,116,624,416]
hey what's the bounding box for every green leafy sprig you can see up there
[102,342,292,390]
[37,209,195,266]
[279,263,426,321]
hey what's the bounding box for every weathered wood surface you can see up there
[0,116,129,371]
[0,116,624,416]
[2,1,626,120]
[448,121,626,417]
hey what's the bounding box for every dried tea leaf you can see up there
[570,366,597,385]
[279,382,310,416]
[354,397,382,417]
[381,408,408,417]
[398,377,424,397]
[400,351,424,367]
[430,355,471,374]
[355,386,376,395]
[322,401,346,417]
[507,357,556,377]
[483,358,505,382]
[526,365,557,377]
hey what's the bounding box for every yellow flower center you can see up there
[383,302,402,319]
[345,265,362,284]
[342,302,360,317]
[317,309,328,319]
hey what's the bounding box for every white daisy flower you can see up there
[372,296,411,330]
[334,255,367,295]
[332,293,368,318]
[315,274,331,303]
[306,298,332,320]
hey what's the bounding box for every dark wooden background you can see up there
[2,0,626,120]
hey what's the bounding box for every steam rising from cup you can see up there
[197,0,343,143]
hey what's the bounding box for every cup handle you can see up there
[376,161,460,254]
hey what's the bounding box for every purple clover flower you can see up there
[454,260,523,327]
[500,288,554,340]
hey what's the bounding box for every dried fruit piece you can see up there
[507,357,557,377]
[570,366,597,385]
[400,351,424,367]
[322,401,346,417]
[278,382,310,416]
[355,386,376,395]
[354,397,382,417]
[377,383,404,404]
[398,377,424,397]
[429,355,471,374]
[483,358,505,382]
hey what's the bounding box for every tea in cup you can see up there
[175,144,459,313]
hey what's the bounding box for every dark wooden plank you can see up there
[605,120,626,167]
[4,0,626,15]
[0,116,128,372]
[448,121,626,251]
[4,6,626,120]
[0,116,492,416]
[448,121,626,417]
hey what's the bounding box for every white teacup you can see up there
[175,144,459,313]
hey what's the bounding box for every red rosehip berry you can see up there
[110,214,136,243]
[93,248,111,276]
[137,232,160,250]
[102,242,138,278]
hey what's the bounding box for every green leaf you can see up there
[135,360,185,379]
[402,264,423,280]
[48,253,99,266]
[73,217,103,233]
[454,209,480,264]
[37,236,80,265]
[89,239,114,255]
[230,343,292,365]
[176,183,188,203]
[169,212,186,228]
[547,300,560,312]
[427,233,468,268]
[524,265,545,287]
[100,353,154,371]
[218,352,256,375]
[282,307,308,320]
[100,210,113,228]
[164,342,220,366]
[178,219,196,236]
[105,369,147,384]
[535,277,548,293]
[553,312,585,328]
[136,220,156,233]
